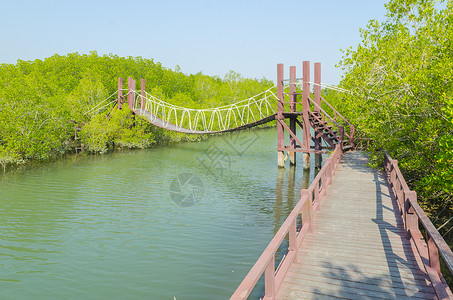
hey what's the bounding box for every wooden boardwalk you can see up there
[276,151,437,300]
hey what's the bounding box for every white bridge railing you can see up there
[130,87,278,132]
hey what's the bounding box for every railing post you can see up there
[427,233,442,278]
[127,77,136,110]
[397,182,404,215]
[325,157,332,185]
[277,64,285,168]
[401,190,407,228]
[390,159,398,192]
[339,126,345,151]
[140,79,146,111]
[301,189,313,233]
[289,219,297,262]
[405,191,418,239]
[117,77,123,109]
[314,181,320,206]
[350,125,355,149]
[263,257,276,300]
[289,66,297,165]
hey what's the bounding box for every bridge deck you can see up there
[276,151,437,300]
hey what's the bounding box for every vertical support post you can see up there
[301,189,313,233]
[289,66,297,165]
[127,77,136,110]
[405,191,419,239]
[140,79,146,111]
[314,181,320,206]
[350,125,355,149]
[339,126,345,151]
[263,257,276,300]
[325,157,332,185]
[289,219,297,262]
[117,77,123,109]
[302,61,311,169]
[314,62,322,167]
[277,64,285,168]
[427,233,442,278]
[390,160,398,192]
[314,62,321,111]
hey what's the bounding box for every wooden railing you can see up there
[231,145,342,300]
[384,152,453,300]
[307,97,355,148]
[320,96,355,147]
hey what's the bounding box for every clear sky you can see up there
[0,0,389,85]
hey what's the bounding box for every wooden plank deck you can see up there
[276,151,437,300]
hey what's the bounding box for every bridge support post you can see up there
[117,78,123,109]
[127,77,136,110]
[277,63,285,168]
[140,79,146,111]
[314,62,322,168]
[289,66,297,165]
[302,61,311,170]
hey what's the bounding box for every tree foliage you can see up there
[0,52,273,170]
[331,0,452,245]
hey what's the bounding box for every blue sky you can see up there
[0,0,389,85]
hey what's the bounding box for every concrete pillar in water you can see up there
[278,151,285,168]
[289,152,296,165]
[303,153,310,169]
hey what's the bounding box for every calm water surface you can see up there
[0,128,323,299]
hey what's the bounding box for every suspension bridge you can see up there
[93,61,452,299]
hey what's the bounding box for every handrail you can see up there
[383,152,453,300]
[320,96,355,146]
[306,97,350,143]
[320,96,352,127]
[307,97,341,129]
[231,145,342,300]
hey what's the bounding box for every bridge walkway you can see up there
[276,151,436,299]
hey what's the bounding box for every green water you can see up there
[0,128,321,299]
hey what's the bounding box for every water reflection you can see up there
[274,168,284,234]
